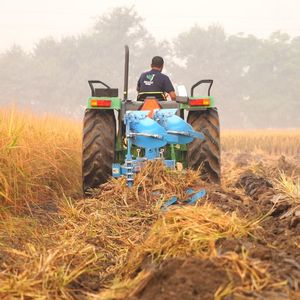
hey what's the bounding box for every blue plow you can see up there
[112,108,205,189]
[161,188,206,211]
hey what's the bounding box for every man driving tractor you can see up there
[137,56,177,101]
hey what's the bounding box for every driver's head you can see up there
[151,56,164,71]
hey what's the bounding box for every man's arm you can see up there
[163,75,176,101]
[168,91,177,101]
[137,75,141,92]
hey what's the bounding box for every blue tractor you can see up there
[82,46,220,193]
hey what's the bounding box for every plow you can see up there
[82,45,221,196]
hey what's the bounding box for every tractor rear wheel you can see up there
[187,108,221,183]
[82,109,116,194]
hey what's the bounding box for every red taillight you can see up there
[189,98,210,106]
[90,99,112,107]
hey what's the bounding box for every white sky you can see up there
[0,0,299,52]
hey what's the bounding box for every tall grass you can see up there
[1,107,299,210]
[222,130,300,156]
[0,108,81,209]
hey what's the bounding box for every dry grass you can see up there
[222,129,300,156]
[276,171,300,203]
[1,107,298,210]
[122,204,257,276]
[0,108,81,209]
[97,200,277,300]
[213,250,287,299]
[97,251,284,300]
[0,161,209,299]
[0,109,297,299]
[0,160,274,300]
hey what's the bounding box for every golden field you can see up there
[0,108,299,209]
[222,129,300,156]
[0,108,299,300]
[0,108,81,209]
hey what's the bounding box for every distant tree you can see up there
[171,25,246,127]
[77,6,168,99]
[0,7,299,128]
[171,26,300,128]
[0,7,165,115]
[0,46,32,107]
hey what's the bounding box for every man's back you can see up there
[137,56,176,101]
[137,69,174,94]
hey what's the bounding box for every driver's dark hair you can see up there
[151,56,164,68]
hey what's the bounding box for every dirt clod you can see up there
[129,258,230,300]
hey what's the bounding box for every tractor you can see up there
[82,46,220,194]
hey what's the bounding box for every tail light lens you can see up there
[90,99,112,107]
[189,98,210,106]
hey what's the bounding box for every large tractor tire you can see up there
[82,109,116,194]
[187,108,221,183]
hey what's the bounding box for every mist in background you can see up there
[0,5,299,128]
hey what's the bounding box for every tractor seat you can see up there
[137,92,167,102]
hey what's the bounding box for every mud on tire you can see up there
[187,108,221,183]
[82,109,115,194]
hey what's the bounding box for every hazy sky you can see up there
[0,0,299,52]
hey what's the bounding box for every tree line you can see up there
[0,7,299,128]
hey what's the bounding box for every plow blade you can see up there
[126,109,204,149]
[154,110,205,144]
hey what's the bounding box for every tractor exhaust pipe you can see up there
[123,45,129,101]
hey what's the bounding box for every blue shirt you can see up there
[137,69,175,93]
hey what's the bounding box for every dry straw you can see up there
[222,129,300,156]
[0,108,81,210]
[0,109,293,299]
[122,204,256,276]
[0,161,202,299]
[0,155,287,299]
